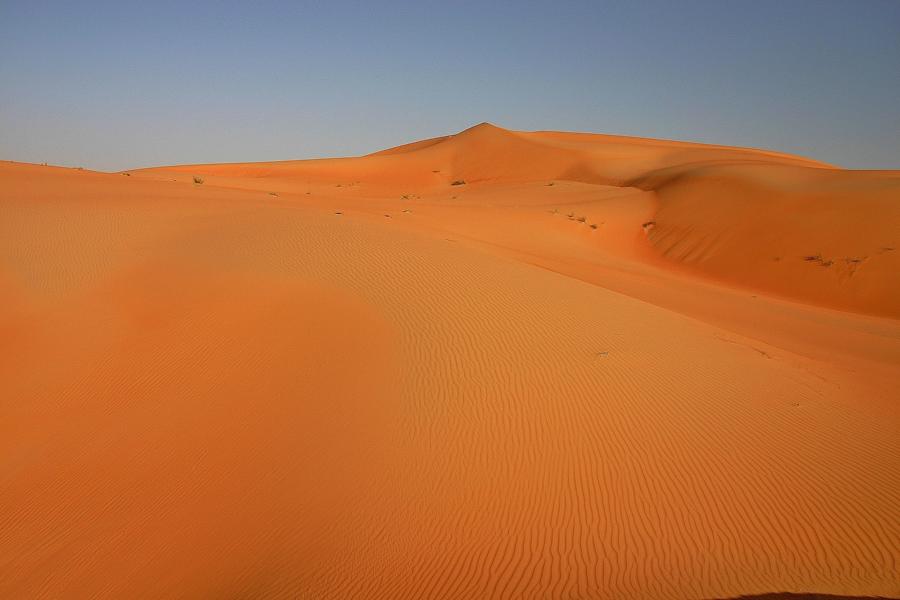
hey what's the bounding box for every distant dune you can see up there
[136,122,900,317]
[1,124,898,599]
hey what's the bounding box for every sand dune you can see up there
[1,124,898,599]
[132,123,899,316]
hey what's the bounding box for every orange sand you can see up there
[1,124,898,599]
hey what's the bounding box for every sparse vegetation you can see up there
[451,180,466,186]
[193,176,204,184]
[269,192,278,197]
[546,182,555,186]
[844,256,867,276]
[589,223,598,229]
[802,254,842,268]
[642,220,655,229]
[576,215,586,223]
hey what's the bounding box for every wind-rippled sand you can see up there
[2,124,898,598]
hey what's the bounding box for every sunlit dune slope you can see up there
[1,123,899,600]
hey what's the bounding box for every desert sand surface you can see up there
[2,124,899,599]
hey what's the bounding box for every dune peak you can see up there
[454,121,510,136]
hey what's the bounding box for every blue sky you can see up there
[1,0,898,171]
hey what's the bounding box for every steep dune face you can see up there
[634,163,900,317]
[2,125,899,600]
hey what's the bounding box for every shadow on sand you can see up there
[712,594,898,600]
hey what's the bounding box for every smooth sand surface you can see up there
[2,124,898,599]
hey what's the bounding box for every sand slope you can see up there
[1,125,898,599]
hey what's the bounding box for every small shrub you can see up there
[589,223,598,229]
[576,216,586,223]
[451,180,466,186]
[193,176,204,184]
[642,220,655,229]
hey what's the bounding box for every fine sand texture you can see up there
[2,124,899,599]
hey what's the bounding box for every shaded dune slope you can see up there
[712,594,899,600]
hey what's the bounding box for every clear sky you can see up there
[1,0,898,171]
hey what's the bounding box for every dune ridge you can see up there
[1,124,898,599]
